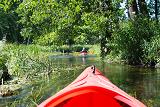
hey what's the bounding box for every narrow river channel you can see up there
[1,55,160,107]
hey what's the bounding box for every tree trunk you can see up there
[126,0,130,18]
[155,0,158,21]
[129,0,138,18]
[138,0,149,17]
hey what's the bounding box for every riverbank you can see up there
[0,44,55,98]
[1,43,159,80]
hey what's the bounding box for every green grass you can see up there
[0,44,86,106]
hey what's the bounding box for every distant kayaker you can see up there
[81,47,87,53]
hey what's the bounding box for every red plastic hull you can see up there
[38,66,146,107]
[80,52,87,56]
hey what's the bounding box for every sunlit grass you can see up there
[4,64,84,107]
[0,43,86,106]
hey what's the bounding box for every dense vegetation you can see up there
[0,0,159,66]
[0,0,159,64]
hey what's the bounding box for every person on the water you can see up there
[81,47,87,53]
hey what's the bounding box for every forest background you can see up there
[0,0,160,66]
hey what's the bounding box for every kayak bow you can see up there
[38,66,146,107]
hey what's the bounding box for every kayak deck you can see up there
[51,87,130,107]
[57,91,124,107]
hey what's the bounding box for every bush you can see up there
[1,44,51,76]
[144,34,160,63]
[112,18,156,65]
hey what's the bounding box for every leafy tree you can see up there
[0,0,22,42]
[16,0,83,45]
[1,0,158,65]
[113,17,158,65]
[80,0,124,57]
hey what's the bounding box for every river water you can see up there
[49,55,160,107]
[0,55,160,107]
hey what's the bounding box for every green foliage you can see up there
[15,0,124,46]
[57,45,89,53]
[113,17,157,65]
[16,0,84,45]
[0,0,159,65]
[144,26,160,62]
[74,33,87,45]
[0,54,8,69]
[35,32,58,46]
[88,44,101,55]
[0,0,22,42]
[1,44,51,76]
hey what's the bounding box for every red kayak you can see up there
[38,66,146,107]
[80,51,87,56]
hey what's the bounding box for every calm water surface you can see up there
[1,55,160,107]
